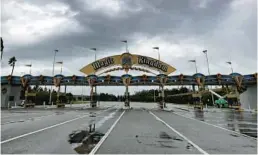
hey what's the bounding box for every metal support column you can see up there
[161,85,165,109]
[90,86,97,108]
[124,85,130,107]
[192,85,196,92]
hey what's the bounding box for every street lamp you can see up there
[49,49,59,105]
[203,50,210,75]
[153,47,160,61]
[226,61,234,73]
[90,48,97,104]
[202,50,215,106]
[25,64,32,74]
[90,48,97,62]
[153,47,165,109]
[188,59,198,73]
[56,61,63,74]
[121,40,129,53]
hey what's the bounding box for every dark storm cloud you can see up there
[2,0,256,84]
[2,0,234,60]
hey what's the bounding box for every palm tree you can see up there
[8,56,17,76]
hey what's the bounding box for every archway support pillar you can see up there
[90,86,97,108]
[124,85,130,107]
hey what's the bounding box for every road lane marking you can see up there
[1,114,57,125]
[0,108,115,144]
[89,110,125,155]
[149,111,209,155]
[0,114,91,144]
[173,112,257,140]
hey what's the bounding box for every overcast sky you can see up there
[1,0,257,95]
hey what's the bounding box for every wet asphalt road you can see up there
[1,103,123,154]
[172,106,258,138]
[1,102,257,154]
[97,109,201,154]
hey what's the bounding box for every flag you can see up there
[90,48,96,51]
[226,62,232,64]
[56,61,63,64]
[203,50,207,53]
[189,60,196,62]
[25,64,32,67]
[1,37,3,60]
[55,49,58,52]
[153,47,159,50]
[1,37,3,52]
[121,40,127,43]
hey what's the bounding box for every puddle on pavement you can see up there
[55,112,65,115]
[194,110,205,121]
[159,131,172,139]
[89,112,96,117]
[230,133,240,137]
[186,142,194,150]
[135,131,192,150]
[242,145,256,148]
[68,130,104,154]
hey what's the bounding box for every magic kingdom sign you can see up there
[80,53,176,75]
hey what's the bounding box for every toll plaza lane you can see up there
[1,108,123,154]
[1,106,116,142]
[96,109,202,154]
[1,109,57,124]
[1,110,70,125]
[151,110,257,154]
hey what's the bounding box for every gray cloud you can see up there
[1,0,257,95]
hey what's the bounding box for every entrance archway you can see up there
[80,52,176,108]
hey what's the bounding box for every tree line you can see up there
[22,85,226,105]
[130,87,226,105]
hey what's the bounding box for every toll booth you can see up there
[192,93,203,110]
[226,94,241,110]
[25,92,36,108]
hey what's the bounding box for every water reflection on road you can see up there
[187,108,257,138]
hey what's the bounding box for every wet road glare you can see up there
[172,105,257,138]
[1,102,257,154]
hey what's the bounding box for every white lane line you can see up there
[89,110,125,155]
[1,114,57,125]
[0,114,91,144]
[149,111,209,155]
[1,107,115,144]
[173,112,257,140]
